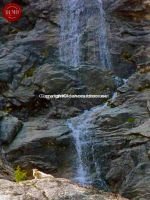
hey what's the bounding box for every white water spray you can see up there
[59,0,112,69]
[67,103,108,185]
[67,92,118,186]
[98,0,112,69]
[59,0,83,67]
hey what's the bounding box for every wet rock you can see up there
[0,0,149,118]
[86,72,150,199]
[2,63,116,119]
[0,0,149,89]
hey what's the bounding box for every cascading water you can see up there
[59,0,83,67]
[97,0,112,69]
[61,0,113,188]
[59,0,111,69]
[67,103,108,187]
[67,93,118,187]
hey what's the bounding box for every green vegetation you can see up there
[4,106,12,114]
[23,66,36,79]
[127,117,135,123]
[14,166,27,183]
[121,51,132,61]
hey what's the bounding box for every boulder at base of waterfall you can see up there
[3,116,73,179]
[0,177,128,200]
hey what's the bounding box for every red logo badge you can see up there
[2,3,22,22]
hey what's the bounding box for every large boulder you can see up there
[0,177,128,200]
[0,113,22,144]
[3,117,73,178]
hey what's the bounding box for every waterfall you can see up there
[59,0,83,67]
[67,103,108,187]
[62,0,113,188]
[98,0,112,69]
[67,92,118,187]
[59,0,112,69]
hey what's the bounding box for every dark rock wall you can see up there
[0,0,149,117]
[106,0,150,77]
[0,0,149,82]
[0,1,150,199]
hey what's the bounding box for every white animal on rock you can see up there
[33,169,54,179]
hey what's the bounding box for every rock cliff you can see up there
[0,0,150,200]
[0,176,128,200]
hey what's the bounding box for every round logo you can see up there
[2,3,22,22]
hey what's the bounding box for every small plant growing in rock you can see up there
[127,117,135,123]
[23,66,36,79]
[14,166,27,183]
[122,51,132,61]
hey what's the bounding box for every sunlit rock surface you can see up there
[0,177,128,200]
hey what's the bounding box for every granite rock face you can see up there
[0,0,150,200]
[0,177,128,200]
[0,112,73,179]
[106,0,150,77]
[3,117,73,178]
[1,63,116,119]
[80,72,150,199]
[0,0,149,117]
[1,72,149,200]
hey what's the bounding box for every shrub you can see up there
[127,117,135,123]
[122,51,132,61]
[14,166,27,182]
[23,66,36,79]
